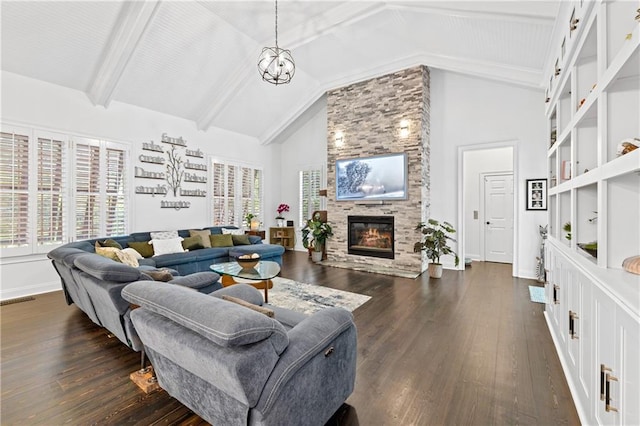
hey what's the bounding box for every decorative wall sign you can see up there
[161,133,187,146]
[166,145,184,196]
[186,148,204,158]
[135,133,206,210]
[142,141,164,153]
[135,167,165,180]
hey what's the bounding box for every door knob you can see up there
[486,221,490,225]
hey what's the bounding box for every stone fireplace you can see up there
[348,216,394,259]
[326,65,430,274]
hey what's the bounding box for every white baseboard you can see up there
[0,280,61,301]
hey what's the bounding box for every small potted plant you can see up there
[302,212,333,262]
[414,219,459,278]
[276,203,289,227]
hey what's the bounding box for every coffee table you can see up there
[210,261,281,303]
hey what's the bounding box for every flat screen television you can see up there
[335,153,408,201]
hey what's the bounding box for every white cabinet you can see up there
[543,3,639,423]
[545,242,639,425]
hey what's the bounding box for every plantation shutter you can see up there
[226,164,235,226]
[36,133,66,248]
[299,169,322,226]
[252,169,262,223]
[0,130,30,250]
[75,138,101,240]
[105,145,127,236]
[212,162,226,225]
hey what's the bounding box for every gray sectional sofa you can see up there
[123,282,357,426]
[47,226,286,350]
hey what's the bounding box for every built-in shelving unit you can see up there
[544,1,639,425]
[269,227,295,250]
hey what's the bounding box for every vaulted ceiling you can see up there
[1,1,560,144]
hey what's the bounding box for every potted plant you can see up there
[276,203,289,227]
[302,213,333,262]
[414,219,459,278]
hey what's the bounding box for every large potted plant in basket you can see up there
[302,213,333,262]
[414,219,459,278]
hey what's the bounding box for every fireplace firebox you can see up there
[348,216,394,259]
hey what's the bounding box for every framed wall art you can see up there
[526,178,547,211]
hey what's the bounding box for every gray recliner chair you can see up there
[122,281,357,426]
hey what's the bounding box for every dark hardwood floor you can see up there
[0,251,579,425]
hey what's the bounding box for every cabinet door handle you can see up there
[553,284,560,304]
[605,373,619,413]
[569,311,579,339]
[601,364,612,401]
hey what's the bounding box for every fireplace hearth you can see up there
[348,216,394,259]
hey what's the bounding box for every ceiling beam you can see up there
[194,2,386,132]
[86,1,160,107]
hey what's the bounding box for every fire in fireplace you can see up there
[348,215,394,259]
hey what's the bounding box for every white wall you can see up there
[0,71,279,299]
[463,147,513,260]
[430,70,547,278]
[278,104,328,250]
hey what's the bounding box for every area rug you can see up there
[528,286,546,304]
[267,277,371,315]
[320,260,421,279]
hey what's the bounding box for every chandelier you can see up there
[257,0,295,85]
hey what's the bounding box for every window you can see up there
[0,129,30,254]
[299,169,322,226]
[0,124,130,257]
[211,159,263,227]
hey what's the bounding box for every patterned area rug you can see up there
[267,277,371,315]
[529,286,546,304]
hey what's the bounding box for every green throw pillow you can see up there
[232,234,251,245]
[99,238,123,249]
[182,235,204,251]
[209,234,233,247]
[128,241,154,258]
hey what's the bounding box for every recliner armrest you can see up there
[169,272,220,290]
[254,307,357,419]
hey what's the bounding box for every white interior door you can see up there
[484,174,513,263]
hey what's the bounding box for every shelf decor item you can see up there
[413,219,459,279]
[526,179,547,211]
[275,203,289,227]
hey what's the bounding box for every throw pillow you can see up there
[122,247,143,260]
[221,295,274,317]
[182,235,204,251]
[210,234,233,247]
[232,234,251,245]
[98,238,123,249]
[151,237,185,256]
[189,229,212,248]
[144,268,174,282]
[94,242,122,262]
[128,241,154,258]
[115,249,139,267]
[222,228,245,236]
[150,230,179,240]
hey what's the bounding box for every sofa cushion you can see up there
[74,254,144,283]
[98,238,123,249]
[182,235,204,251]
[232,234,251,245]
[230,244,285,259]
[150,230,179,240]
[193,247,232,262]
[115,249,140,267]
[128,241,154,258]
[122,281,288,352]
[143,268,174,282]
[170,271,220,290]
[210,234,233,247]
[151,237,185,256]
[152,251,199,268]
[95,242,122,262]
[122,247,143,260]
[189,229,212,248]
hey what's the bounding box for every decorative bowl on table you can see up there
[236,253,260,269]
